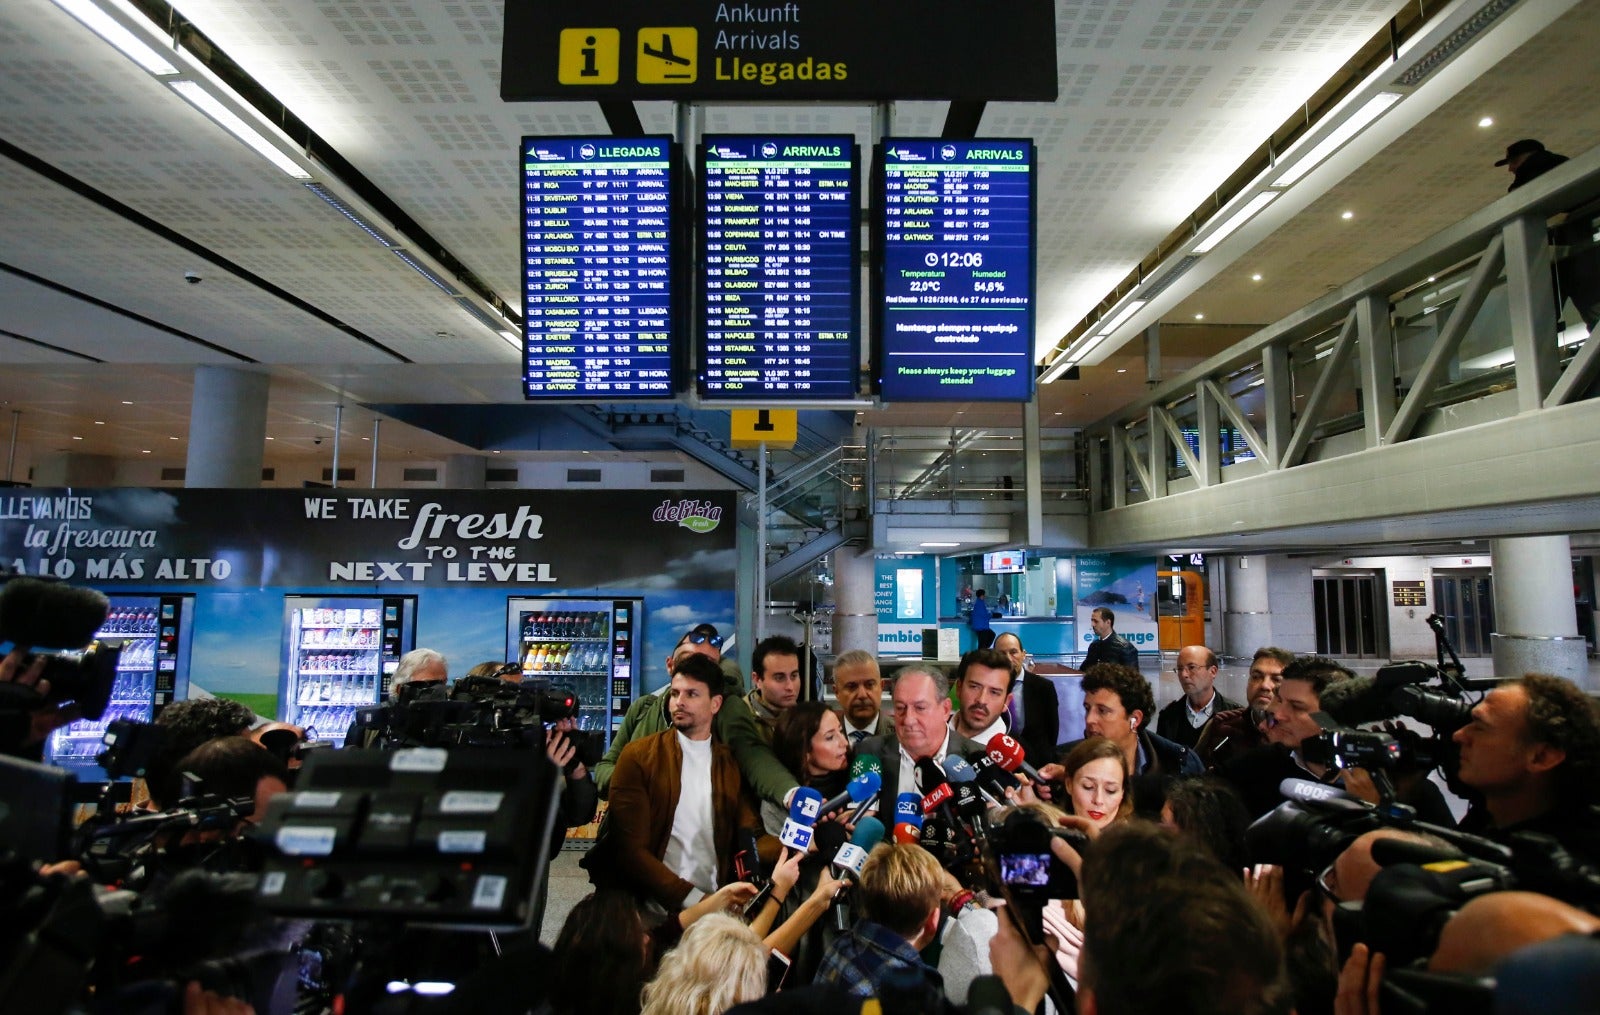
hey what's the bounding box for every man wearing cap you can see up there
[594,623,798,808]
[1494,139,1599,333]
[1497,138,1569,192]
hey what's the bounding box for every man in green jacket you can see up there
[596,623,799,807]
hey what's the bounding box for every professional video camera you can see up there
[349,672,603,767]
[0,575,124,751]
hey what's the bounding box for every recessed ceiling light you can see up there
[1251,273,1262,282]
[93,420,105,425]
[920,542,960,548]
[1116,368,1127,373]
[1054,411,1064,416]
[141,449,151,454]
[1194,313,1205,320]
[360,436,370,441]
[1478,116,1493,128]
[1341,210,1354,220]
[72,435,83,440]
[168,436,180,440]
[121,400,133,405]
[1427,275,1436,283]
[492,450,502,454]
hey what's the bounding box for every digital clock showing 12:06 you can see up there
[876,138,1035,402]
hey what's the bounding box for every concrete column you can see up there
[1223,554,1274,661]
[185,366,268,487]
[1490,535,1587,684]
[443,454,487,489]
[832,544,878,659]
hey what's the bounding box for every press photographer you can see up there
[0,574,124,759]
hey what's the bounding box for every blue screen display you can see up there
[876,139,1035,401]
[699,135,859,400]
[521,136,678,399]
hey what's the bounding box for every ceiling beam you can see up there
[941,102,986,140]
[600,101,646,137]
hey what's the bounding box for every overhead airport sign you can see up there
[502,1,1057,102]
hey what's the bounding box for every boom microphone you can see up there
[0,576,110,651]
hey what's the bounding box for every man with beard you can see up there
[949,648,1016,745]
[1217,654,1353,818]
[1193,647,1291,768]
[583,652,758,911]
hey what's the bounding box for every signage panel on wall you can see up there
[0,490,735,589]
[698,135,859,399]
[521,136,683,398]
[1074,554,1159,655]
[501,1,1058,103]
[874,139,1035,401]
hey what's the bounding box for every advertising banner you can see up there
[1074,553,1159,657]
[0,489,736,589]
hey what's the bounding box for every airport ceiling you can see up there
[1,0,1598,467]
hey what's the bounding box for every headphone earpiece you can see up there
[1129,716,1139,728]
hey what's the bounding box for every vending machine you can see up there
[505,597,643,746]
[279,595,416,746]
[46,594,195,775]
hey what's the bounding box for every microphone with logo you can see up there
[780,786,825,852]
[892,792,923,844]
[816,770,882,823]
[970,754,1022,805]
[941,757,989,833]
[987,733,1053,789]
[831,816,887,932]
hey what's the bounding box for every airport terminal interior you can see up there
[3,0,1600,1006]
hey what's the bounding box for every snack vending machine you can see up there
[505,597,643,746]
[279,595,416,746]
[46,594,195,775]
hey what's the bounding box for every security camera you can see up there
[313,437,323,446]
[185,271,202,285]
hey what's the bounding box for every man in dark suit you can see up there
[994,632,1060,767]
[1081,607,1140,670]
[856,664,984,806]
[832,649,891,746]
[1155,645,1241,750]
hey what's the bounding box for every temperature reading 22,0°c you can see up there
[923,251,984,268]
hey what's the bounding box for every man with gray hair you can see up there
[832,649,890,744]
[389,647,447,701]
[857,664,985,803]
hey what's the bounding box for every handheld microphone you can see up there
[893,822,922,844]
[986,733,1048,785]
[830,816,887,932]
[893,792,922,827]
[850,753,882,780]
[920,781,954,816]
[812,821,850,868]
[832,816,887,881]
[970,755,1021,805]
[942,756,979,785]
[914,756,947,794]
[779,786,824,851]
[817,771,881,819]
[950,783,986,836]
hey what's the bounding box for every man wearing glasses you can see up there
[594,623,798,809]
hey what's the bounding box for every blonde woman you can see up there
[639,913,767,1015]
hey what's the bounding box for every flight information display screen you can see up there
[875,139,1035,401]
[699,135,859,400]
[521,136,680,399]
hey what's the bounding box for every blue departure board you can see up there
[875,139,1035,401]
[521,136,680,399]
[699,135,859,400]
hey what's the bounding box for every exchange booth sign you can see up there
[503,1,1057,102]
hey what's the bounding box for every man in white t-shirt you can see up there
[585,653,757,910]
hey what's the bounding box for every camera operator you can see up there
[0,647,79,758]
[146,697,260,809]
[1452,673,1600,860]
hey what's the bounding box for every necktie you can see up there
[849,729,867,746]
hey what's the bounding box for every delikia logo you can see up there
[652,498,723,534]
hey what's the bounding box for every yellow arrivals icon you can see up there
[636,27,697,84]
[558,28,620,85]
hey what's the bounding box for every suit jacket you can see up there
[1014,671,1060,768]
[1155,691,1243,750]
[1082,633,1140,670]
[584,728,757,909]
[842,712,892,747]
[855,729,986,808]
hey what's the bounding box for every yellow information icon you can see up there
[636,27,697,84]
[558,28,620,85]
